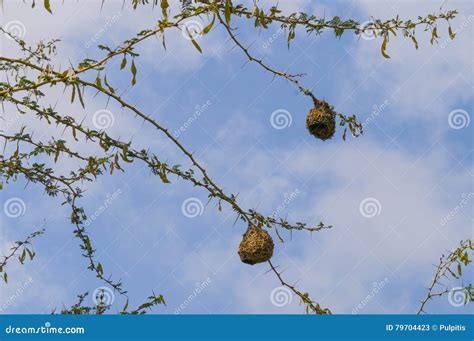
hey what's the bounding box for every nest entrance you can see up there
[238,224,274,265]
[306,104,336,141]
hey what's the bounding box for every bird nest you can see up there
[306,103,336,141]
[238,224,274,265]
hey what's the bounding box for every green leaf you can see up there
[131,60,137,86]
[287,29,295,48]
[161,0,169,20]
[44,0,52,13]
[159,164,170,183]
[334,27,344,38]
[70,85,76,103]
[202,14,215,35]
[120,55,127,70]
[448,26,456,40]
[26,248,35,260]
[104,75,115,94]
[76,84,85,108]
[225,0,232,26]
[253,8,260,27]
[259,9,267,28]
[158,294,166,305]
[84,238,92,253]
[430,26,439,44]
[411,36,419,50]
[97,263,103,276]
[72,127,78,141]
[381,35,391,58]
[121,144,133,163]
[19,249,26,264]
[95,72,103,89]
[188,30,203,53]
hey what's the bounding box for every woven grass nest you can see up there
[306,103,336,141]
[238,224,274,265]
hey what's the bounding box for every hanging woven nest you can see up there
[238,224,274,265]
[306,103,336,141]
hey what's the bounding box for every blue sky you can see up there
[0,0,473,314]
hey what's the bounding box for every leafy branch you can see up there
[0,229,44,283]
[418,239,473,314]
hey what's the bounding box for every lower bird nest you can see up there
[238,224,274,265]
[306,103,336,141]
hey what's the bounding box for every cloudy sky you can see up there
[0,0,472,315]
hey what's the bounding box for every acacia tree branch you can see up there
[140,0,457,41]
[417,239,473,314]
[2,90,331,311]
[216,12,320,106]
[268,260,330,314]
[0,229,44,283]
[215,12,363,139]
[1,55,331,235]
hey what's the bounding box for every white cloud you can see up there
[1,0,223,73]
[349,0,473,125]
